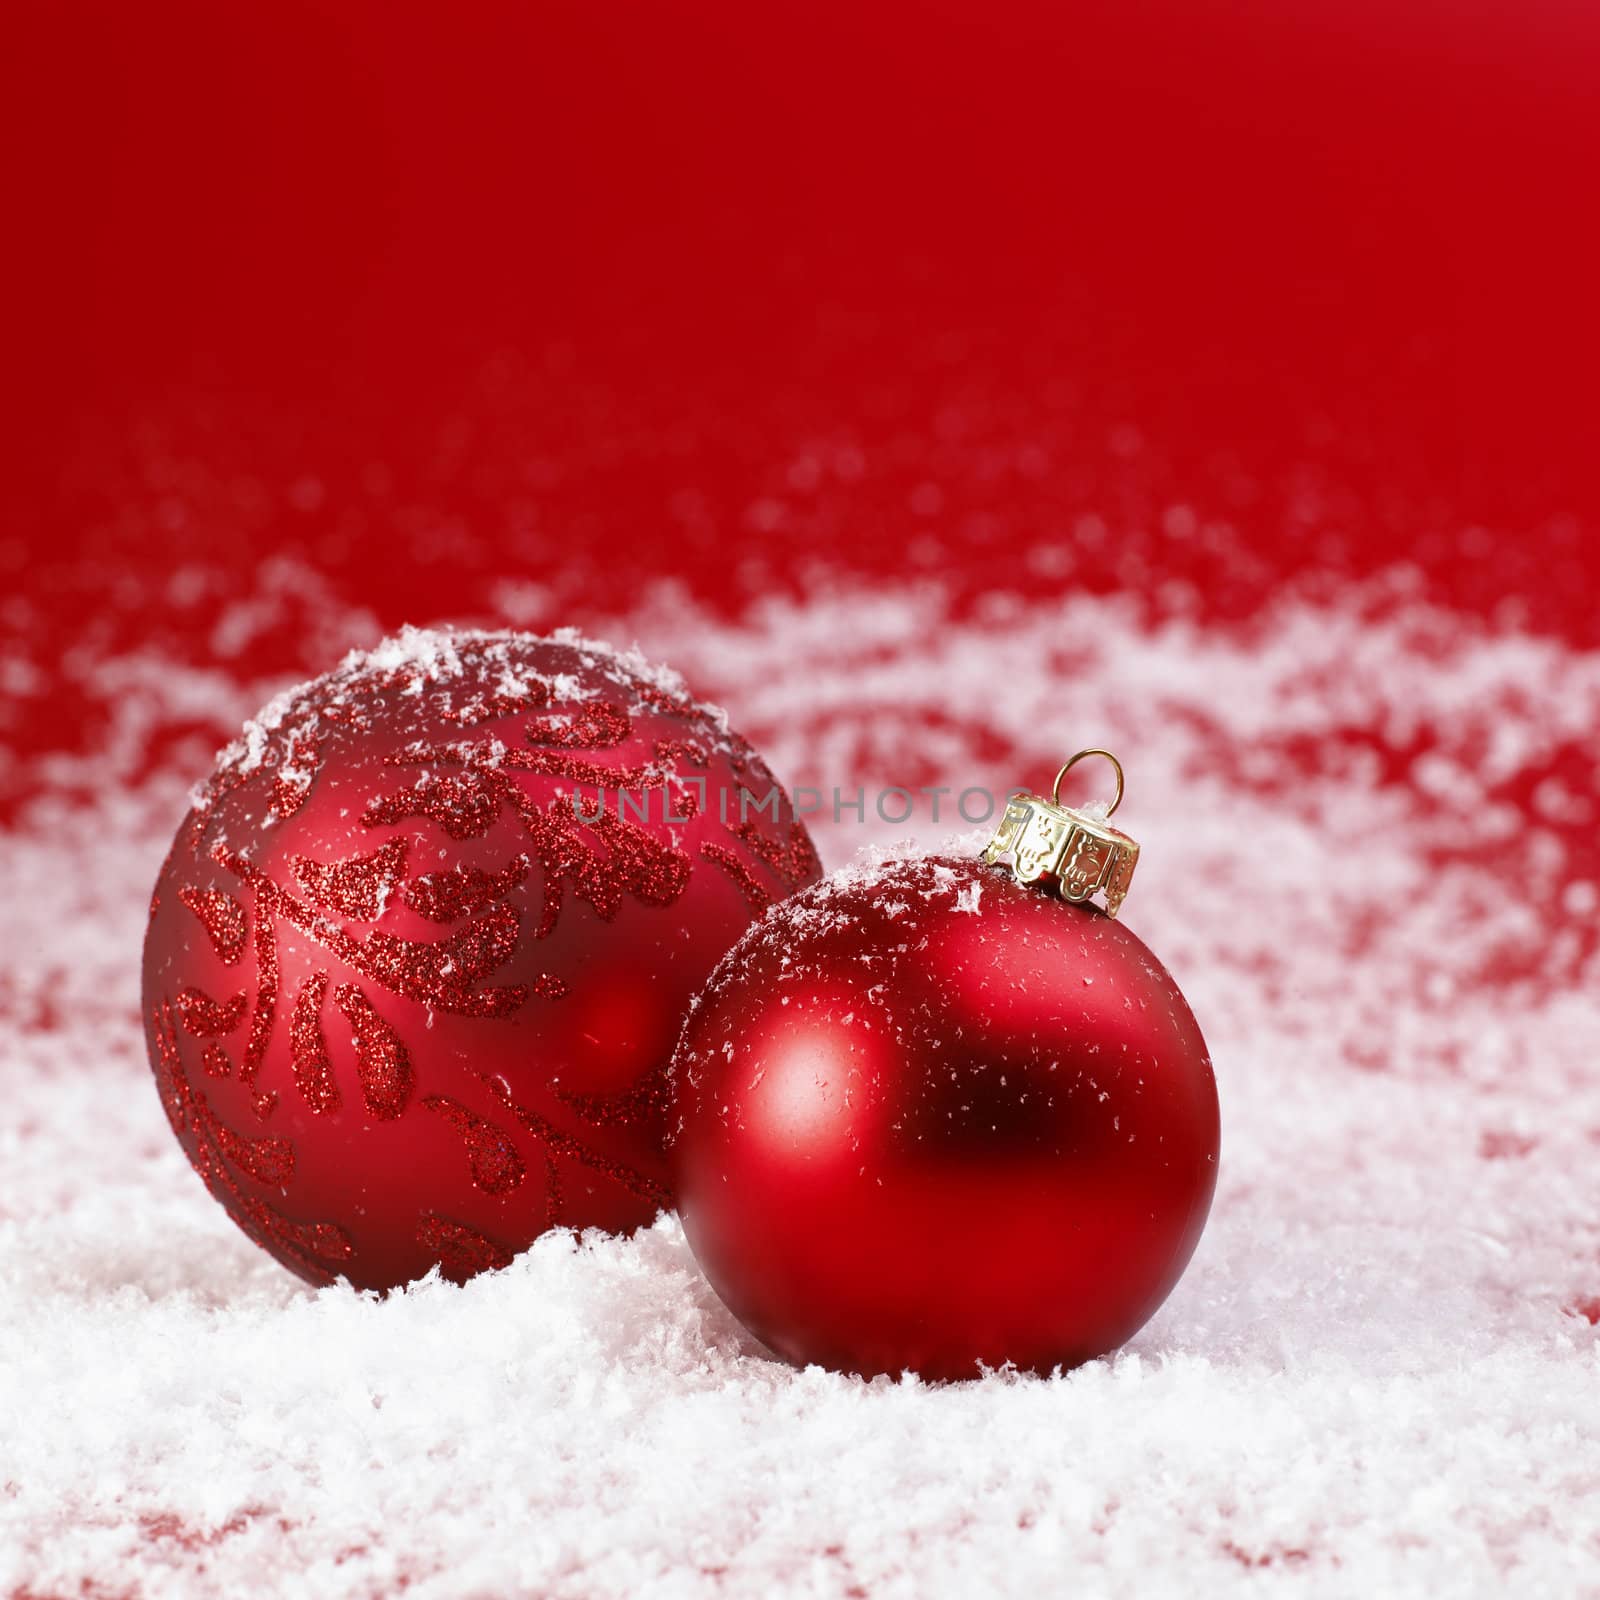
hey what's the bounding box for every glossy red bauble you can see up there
[671,854,1219,1380]
[142,627,820,1290]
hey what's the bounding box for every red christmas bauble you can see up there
[142,627,820,1290]
[671,853,1219,1379]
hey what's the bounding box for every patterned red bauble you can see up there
[671,854,1219,1380]
[142,627,820,1290]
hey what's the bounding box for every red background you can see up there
[5,0,1599,807]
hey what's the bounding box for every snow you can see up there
[3,577,1600,1597]
[198,624,740,806]
[355,622,468,684]
[217,681,300,779]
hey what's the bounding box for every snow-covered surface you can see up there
[4,577,1600,1597]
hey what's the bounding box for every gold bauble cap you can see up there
[980,748,1139,917]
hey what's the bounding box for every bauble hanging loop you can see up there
[1051,747,1124,813]
[981,747,1140,915]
